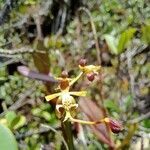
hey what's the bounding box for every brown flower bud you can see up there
[87,73,95,81]
[61,71,68,78]
[79,58,87,67]
[108,118,123,134]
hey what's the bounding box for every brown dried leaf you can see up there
[17,66,57,83]
[79,98,115,148]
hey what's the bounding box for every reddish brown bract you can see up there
[79,58,87,67]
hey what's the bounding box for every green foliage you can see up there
[0,123,18,150]
[123,95,133,111]
[44,36,63,49]
[117,28,136,53]
[5,111,26,130]
[104,34,118,54]
[141,24,150,44]
[142,119,150,128]
[104,99,120,112]
[104,28,136,55]
[0,67,7,83]
[32,104,57,124]
[24,0,39,5]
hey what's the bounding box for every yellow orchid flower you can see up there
[44,60,123,134]
[45,71,87,121]
[55,72,83,91]
[79,65,101,74]
[45,70,86,102]
[78,58,101,81]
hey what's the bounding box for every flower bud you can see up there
[104,118,123,134]
[79,58,87,67]
[87,73,95,81]
[61,71,68,78]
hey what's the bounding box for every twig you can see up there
[0,0,52,31]
[125,44,149,105]
[139,125,150,132]
[41,124,69,150]
[34,15,43,40]
[129,111,150,124]
[126,47,137,106]
[136,79,150,88]
[120,44,148,61]
[56,5,67,37]
[0,58,19,67]
[0,54,21,58]
[0,87,36,116]
[0,47,34,54]
[0,47,46,57]
[135,132,150,139]
[16,124,69,150]
[76,13,82,53]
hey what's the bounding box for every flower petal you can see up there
[69,91,87,97]
[45,93,61,101]
[70,72,83,86]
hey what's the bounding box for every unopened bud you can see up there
[109,119,123,133]
[104,118,123,134]
[61,71,68,78]
[87,73,95,81]
[79,58,87,67]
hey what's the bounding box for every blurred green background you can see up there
[0,0,150,149]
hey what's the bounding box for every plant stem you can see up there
[61,121,74,150]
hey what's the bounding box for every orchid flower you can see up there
[44,60,122,133]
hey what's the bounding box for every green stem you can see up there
[61,121,74,150]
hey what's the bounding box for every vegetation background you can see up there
[0,0,149,149]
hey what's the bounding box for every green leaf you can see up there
[124,95,133,111]
[104,34,118,55]
[104,100,120,112]
[0,123,18,150]
[117,28,136,53]
[10,116,26,130]
[42,111,51,121]
[141,119,150,128]
[141,25,150,44]
[5,111,17,128]
[5,111,26,130]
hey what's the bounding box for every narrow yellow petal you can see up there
[70,72,83,86]
[69,91,87,97]
[45,93,61,101]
